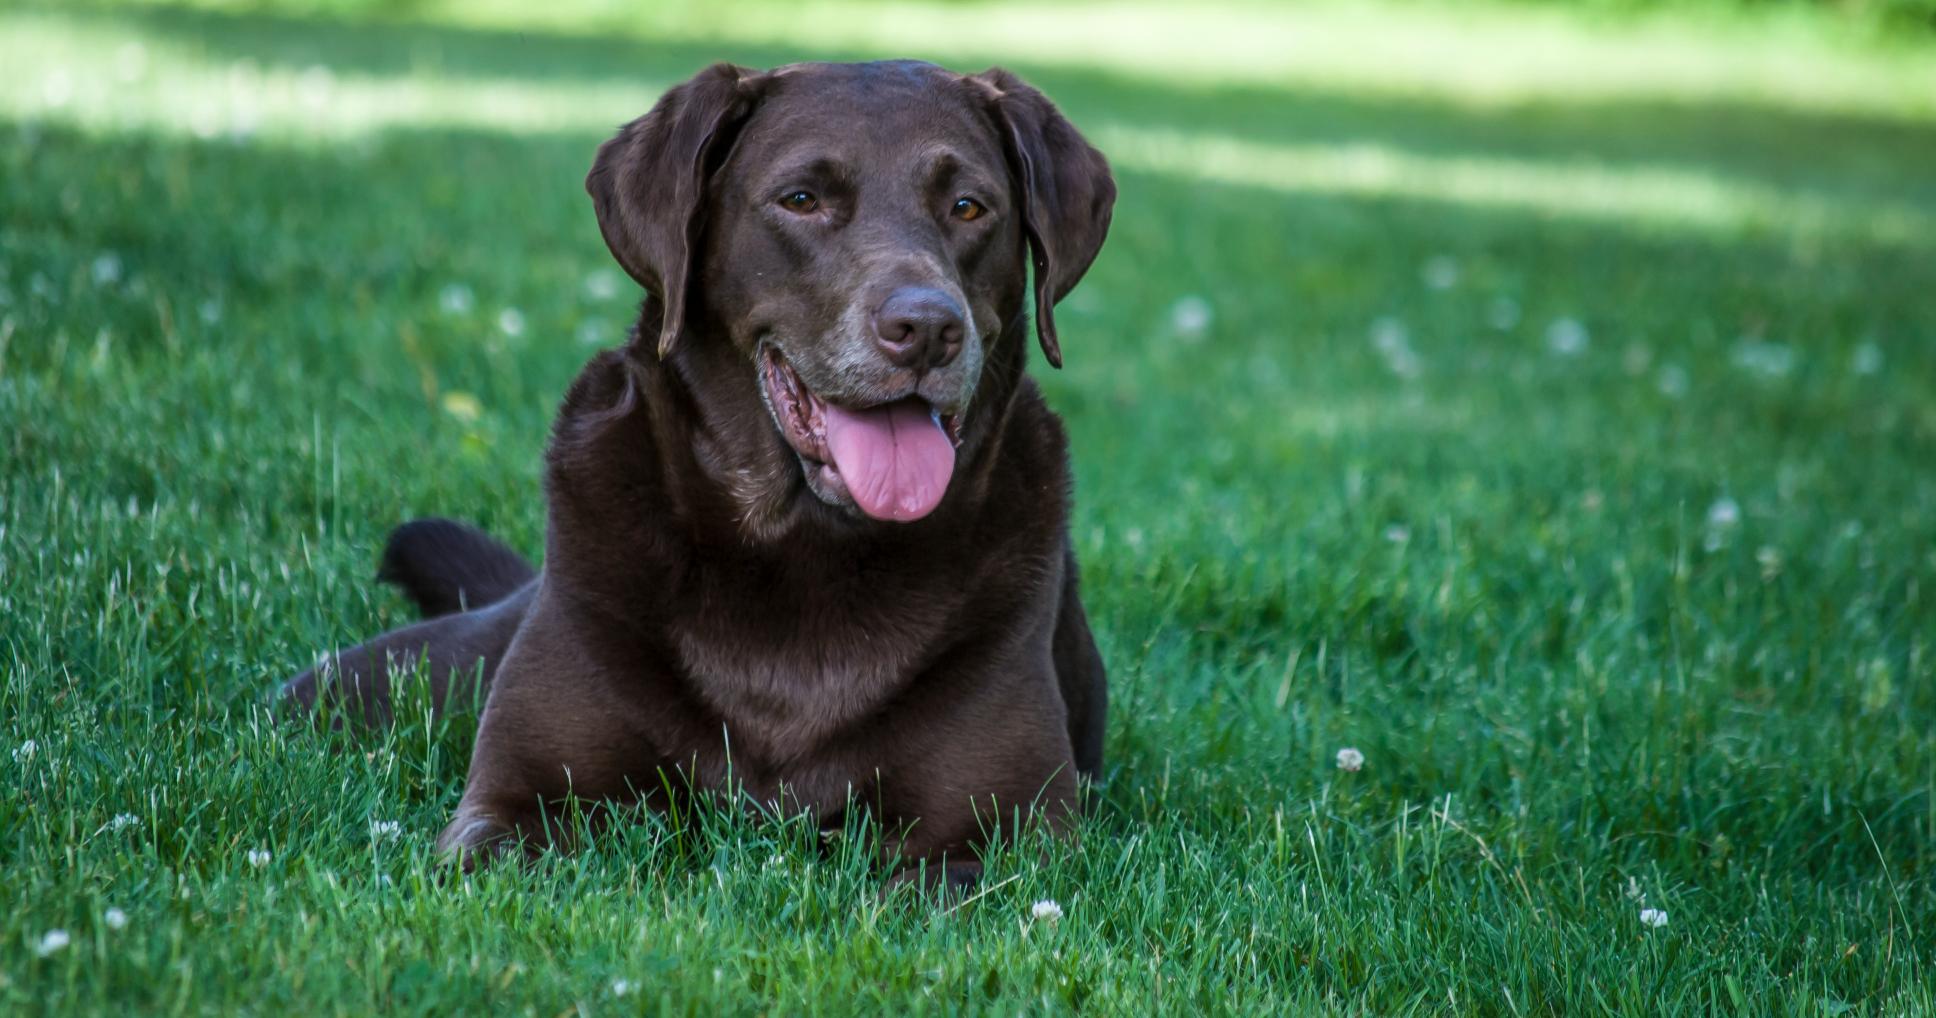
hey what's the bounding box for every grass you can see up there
[3,0,1934,1013]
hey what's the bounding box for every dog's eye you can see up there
[779,191,819,214]
[951,197,986,222]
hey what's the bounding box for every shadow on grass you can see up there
[43,1,1936,217]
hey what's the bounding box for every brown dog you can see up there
[279,60,1114,888]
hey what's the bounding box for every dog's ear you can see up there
[587,63,765,358]
[971,68,1116,369]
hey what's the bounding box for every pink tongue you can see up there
[821,398,956,522]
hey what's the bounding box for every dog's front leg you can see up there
[432,599,667,867]
[875,672,1082,896]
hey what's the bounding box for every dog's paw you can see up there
[435,813,518,870]
[885,859,983,900]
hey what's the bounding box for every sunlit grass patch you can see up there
[342,0,1936,119]
[0,12,656,140]
[5,7,1929,247]
[1096,122,1936,245]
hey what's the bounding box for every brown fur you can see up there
[278,60,1114,889]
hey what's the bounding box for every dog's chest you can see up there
[668,573,956,771]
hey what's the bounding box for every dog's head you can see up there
[587,61,1113,525]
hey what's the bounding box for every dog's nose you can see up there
[872,288,965,370]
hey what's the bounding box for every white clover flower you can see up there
[1369,317,1421,378]
[1732,339,1794,378]
[497,308,526,337]
[92,253,124,287]
[102,813,139,834]
[584,270,620,300]
[1698,499,1737,556]
[246,848,272,868]
[35,929,70,957]
[12,739,35,763]
[439,283,474,315]
[1030,899,1063,923]
[104,908,128,931]
[1421,255,1458,291]
[611,979,635,997]
[1169,296,1212,342]
[1336,747,1365,772]
[1383,525,1410,545]
[1656,364,1689,398]
[1639,908,1669,928]
[1851,342,1882,376]
[1545,317,1589,357]
[370,820,402,841]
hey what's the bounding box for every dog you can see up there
[279,60,1115,890]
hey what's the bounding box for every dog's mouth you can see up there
[758,345,964,523]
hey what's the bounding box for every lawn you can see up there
[3,1,1934,1013]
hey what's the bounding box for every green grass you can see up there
[3,1,1934,1013]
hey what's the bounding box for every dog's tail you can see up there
[376,518,537,619]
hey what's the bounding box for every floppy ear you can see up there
[972,68,1116,368]
[587,63,764,358]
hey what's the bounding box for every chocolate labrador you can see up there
[279,60,1114,888]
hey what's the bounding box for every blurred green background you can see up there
[3,0,1933,1014]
